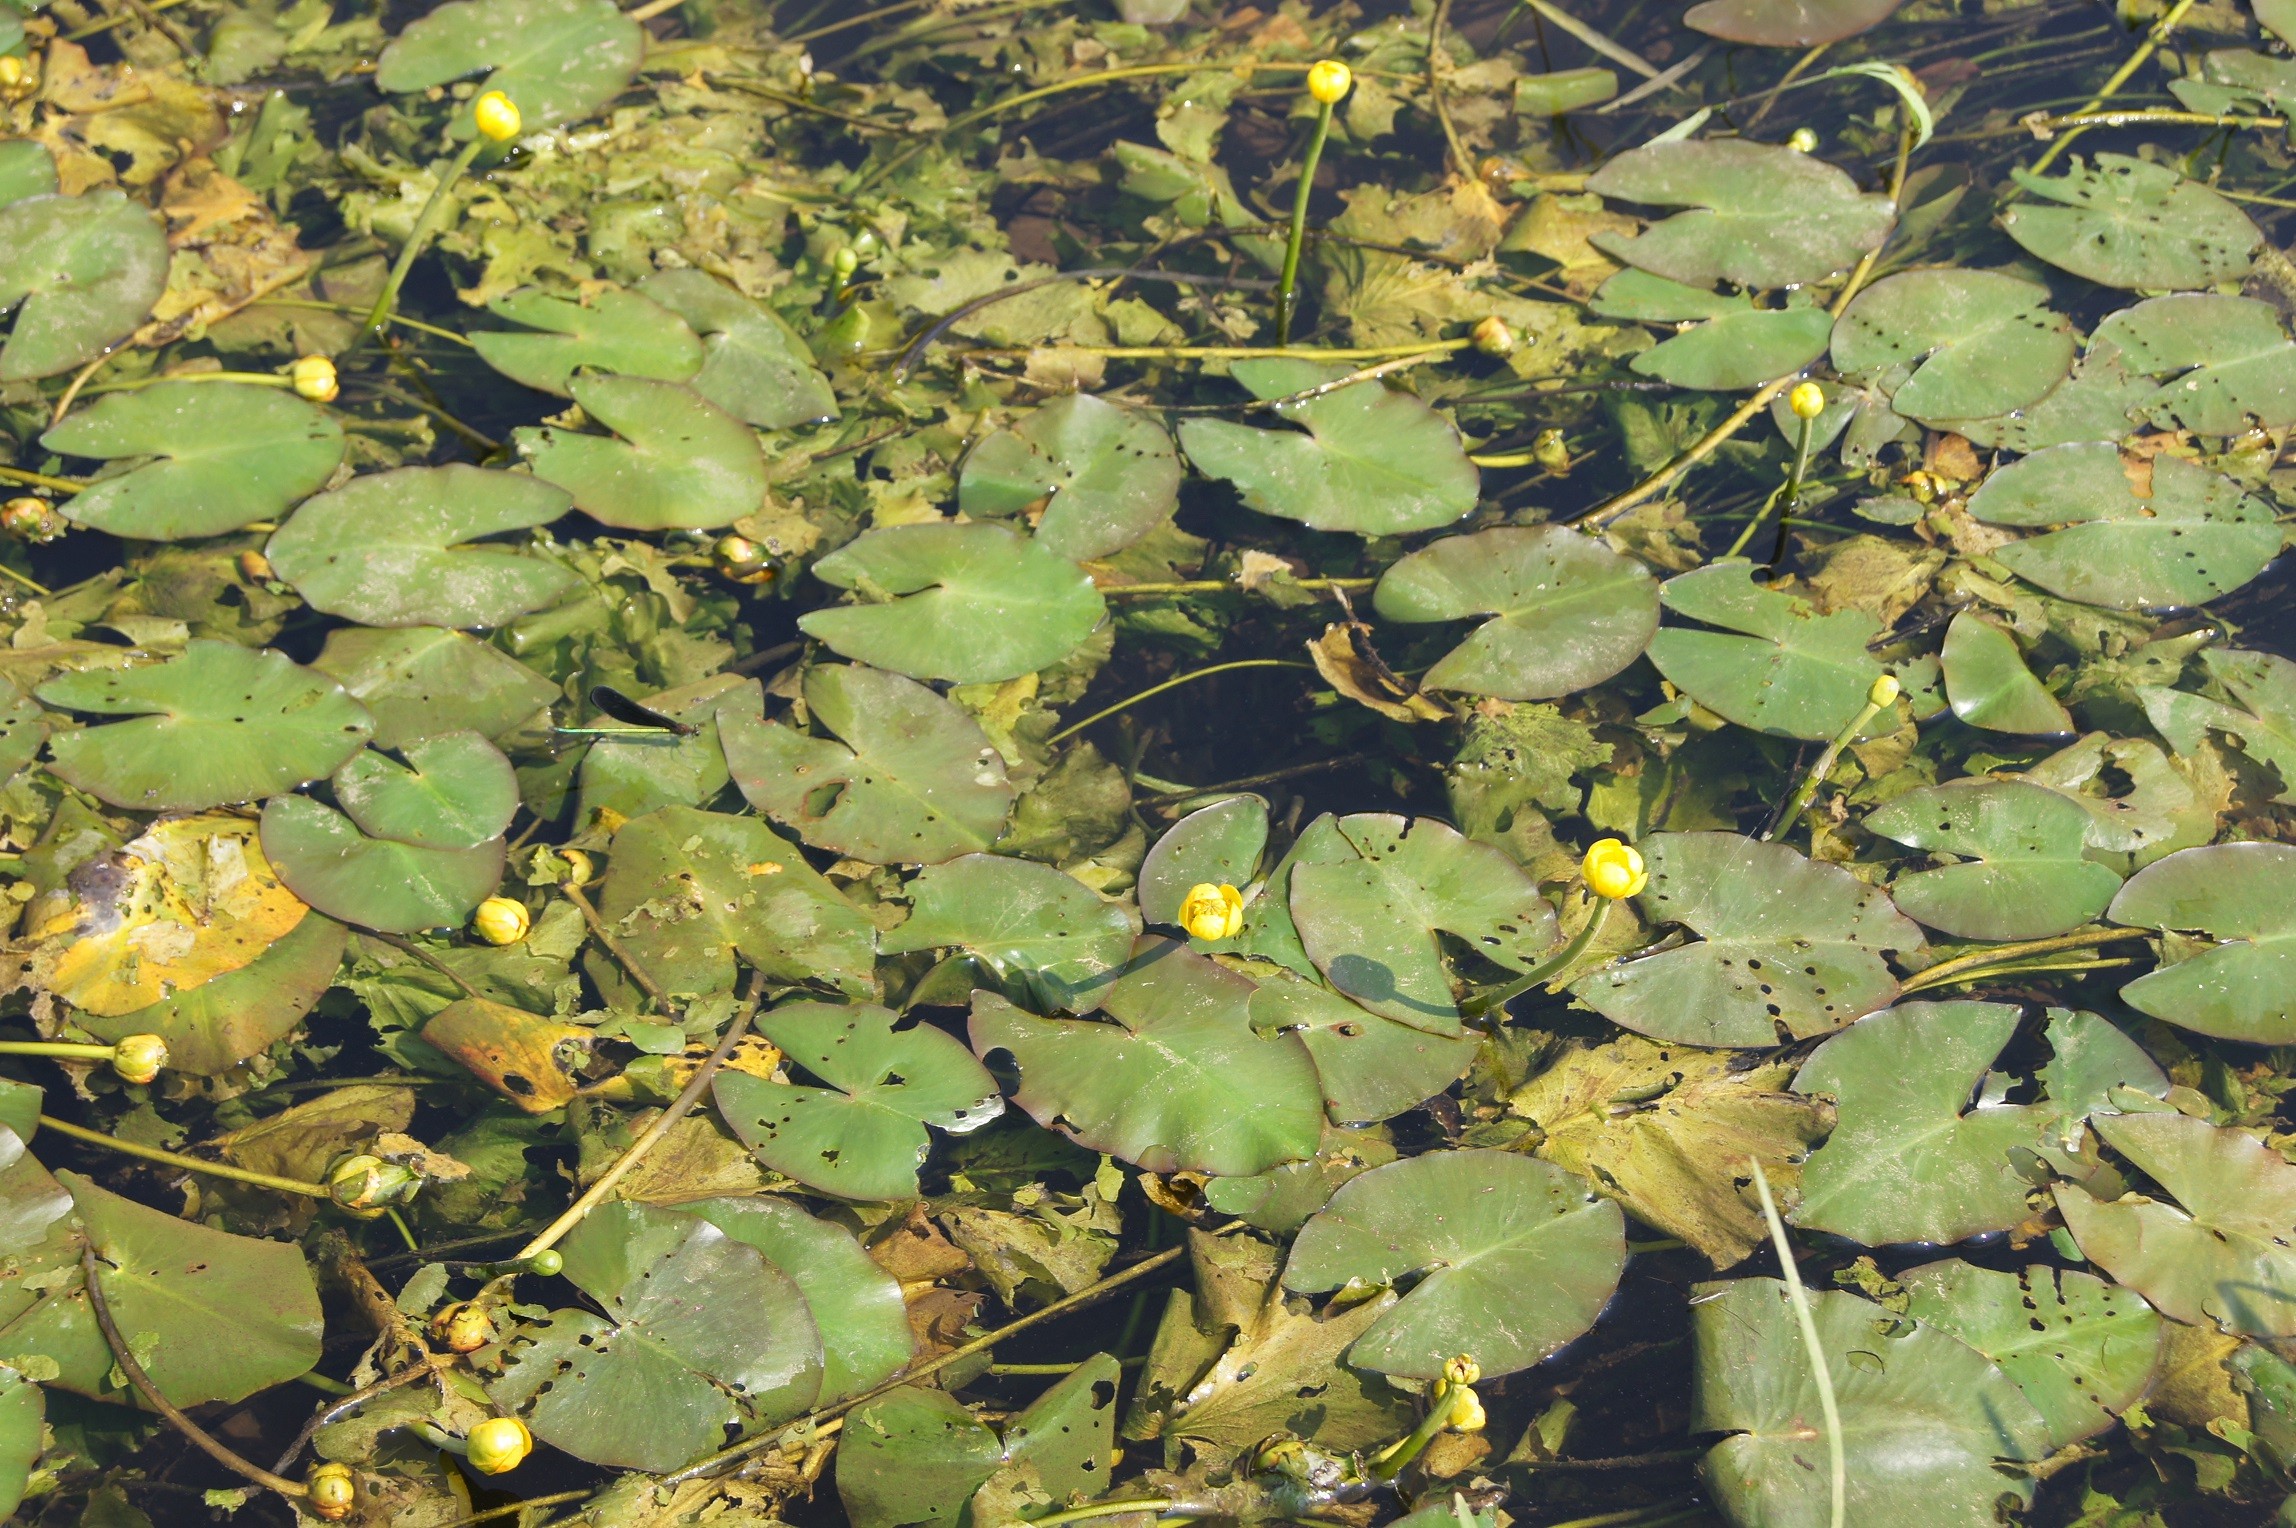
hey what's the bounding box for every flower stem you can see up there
[1764,692,1888,842]
[37,1114,332,1198]
[1046,660,1315,746]
[362,136,487,348]
[1748,1160,1843,1528]
[1726,411,1816,561]
[0,1040,121,1063]
[1461,896,1611,1019]
[1367,1379,1472,1481]
[1899,927,2147,994]
[1275,97,1337,345]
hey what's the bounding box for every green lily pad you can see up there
[1899,1261,2162,1450]
[1138,794,1269,930]
[1372,526,1660,700]
[333,731,517,851]
[77,911,347,1075]
[2002,154,2260,291]
[1939,611,2072,735]
[0,1365,38,1520]
[1246,967,1478,1125]
[1833,269,2074,422]
[968,939,1324,1177]
[1645,559,1887,741]
[881,853,1140,1013]
[1865,780,2122,940]
[1791,1001,2049,1245]
[1585,139,1894,289]
[311,626,558,750]
[1693,1279,2049,1528]
[2024,733,2222,864]
[1684,0,1905,44]
[2141,647,2296,804]
[2090,294,2296,435]
[593,806,877,999]
[637,269,837,430]
[1571,832,1923,1048]
[375,0,644,139]
[714,1001,1002,1202]
[680,1196,914,1403]
[1939,348,2156,453]
[516,374,765,532]
[0,142,56,207]
[2107,842,2296,1043]
[0,190,169,382]
[838,1359,1119,1528]
[1963,441,2280,610]
[38,641,374,812]
[489,1200,823,1472]
[722,664,1015,866]
[959,393,1182,562]
[259,795,505,933]
[2058,1110,2296,1338]
[41,382,344,542]
[471,287,702,397]
[571,672,754,827]
[1287,813,1561,1033]
[801,523,1106,685]
[1175,359,1478,536]
[1282,1149,1626,1381]
[1593,271,1835,390]
[266,464,579,629]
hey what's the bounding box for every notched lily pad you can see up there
[2002,154,2260,291]
[259,794,505,934]
[2091,293,2296,436]
[516,374,766,532]
[1833,268,2075,423]
[43,382,344,542]
[637,269,838,430]
[1645,559,1887,741]
[2108,842,2296,1043]
[1865,780,2122,941]
[1586,139,1895,289]
[959,393,1181,562]
[0,190,169,381]
[882,853,1139,1013]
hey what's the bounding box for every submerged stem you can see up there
[38,1115,332,1198]
[362,137,487,347]
[1047,660,1316,746]
[1900,927,2148,993]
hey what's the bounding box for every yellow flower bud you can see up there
[238,548,275,583]
[1869,673,1902,707]
[110,1034,167,1085]
[432,1301,495,1353]
[326,1152,420,1216]
[1786,126,1818,153]
[1471,315,1516,357]
[1788,381,1827,421]
[557,848,595,888]
[290,354,338,403]
[0,57,23,90]
[1306,58,1352,106]
[473,895,530,946]
[1532,427,1571,475]
[1582,838,1648,901]
[1449,1384,1486,1433]
[1177,882,1245,942]
[1441,1354,1481,1387]
[472,90,522,143]
[1,496,58,542]
[307,1462,357,1521]
[465,1416,532,1475]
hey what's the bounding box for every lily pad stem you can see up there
[1461,895,1611,1019]
[1765,689,1890,842]
[1899,927,2147,994]
[37,1114,333,1199]
[1275,95,1337,345]
[1047,660,1316,746]
[0,464,86,493]
[560,881,673,1012]
[1098,576,1374,598]
[1725,412,1816,560]
[1019,1500,1192,1528]
[1747,1160,1842,1528]
[363,136,488,348]
[0,1040,127,1064]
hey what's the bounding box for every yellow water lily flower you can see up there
[307,1463,357,1520]
[1788,381,1826,420]
[466,1416,533,1474]
[1307,59,1352,105]
[290,354,338,402]
[1178,882,1245,941]
[473,89,522,143]
[473,895,530,945]
[1869,672,1902,707]
[1582,838,1648,900]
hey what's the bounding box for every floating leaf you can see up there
[1585,140,1894,289]
[1832,268,2074,422]
[1138,794,1269,931]
[0,190,169,381]
[885,853,1139,1013]
[1645,559,1887,741]
[1940,348,2156,453]
[1684,0,1906,46]
[723,665,1015,866]
[1865,780,2122,940]
[1571,832,1923,1048]
[1592,271,1834,390]
[37,641,373,812]
[802,523,1106,685]
[1939,611,2072,735]
[2141,647,2296,804]
[1246,969,1477,1125]
[571,672,755,827]
[838,1360,1118,1528]
[0,1366,38,1519]
[311,626,557,750]
[0,142,56,207]
[681,1197,914,1402]
[2002,154,2260,291]
[2091,293,2296,434]
[1372,526,1659,700]
[958,393,1182,562]
[334,731,518,851]
[41,383,343,541]
[637,269,837,430]
[375,0,644,138]
[2107,842,2296,1043]
[714,1001,1002,1201]
[1282,1149,1625,1381]
[266,464,579,629]
[422,997,590,1112]
[259,795,505,933]
[1176,359,1478,536]
[517,374,765,532]
[471,288,701,396]
[79,911,346,1075]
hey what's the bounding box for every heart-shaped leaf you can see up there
[1684,0,1905,45]
[0,142,56,207]
[470,287,701,396]
[78,911,346,1075]
[637,270,837,430]
[959,393,1182,562]
[1833,268,2075,422]
[2002,154,2260,290]
[2091,293,2296,434]
[333,731,517,851]
[2107,842,2296,1043]
[1592,270,1835,390]
[42,382,343,541]
[1138,794,1269,930]
[266,464,579,629]
[1586,140,1894,289]
[881,853,1140,1013]
[1646,559,1887,741]
[311,626,557,750]
[259,794,505,933]
[1940,348,2156,453]
[0,190,169,381]
[679,1197,913,1402]
[838,1360,1119,1528]
[517,374,765,531]
[37,641,373,812]
[2141,647,2296,804]
[375,0,643,138]
[1246,967,1477,1125]
[1865,780,2122,940]
[1939,611,2072,735]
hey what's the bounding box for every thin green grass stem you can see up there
[1046,660,1314,746]
[1749,1159,1844,1528]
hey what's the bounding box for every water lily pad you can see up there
[2058,1110,2296,1338]
[42,383,344,541]
[1176,359,1478,536]
[1138,794,1269,930]
[259,794,505,933]
[2141,647,2296,804]
[38,641,373,812]
[311,626,558,750]
[1939,611,2072,735]
[1963,441,2280,610]
[1940,349,2157,453]
[2002,154,2260,291]
[571,672,754,827]
[1645,559,1887,741]
[2091,293,2296,434]
[0,1366,38,1519]
[801,523,1106,685]
[266,464,579,629]
[1246,969,1478,1125]
[79,911,347,1075]
[375,0,644,139]
[959,393,1182,562]
[0,142,56,207]
[1684,0,1904,43]
[471,288,701,396]
[334,731,518,851]
[2107,842,2296,1043]
[516,374,765,531]
[1372,526,1659,700]
[1592,271,1834,390]
[714,1001,1002,1201]
[637,269,837,430]
[1282,1149,1625,1381]
[1585,140,1895,289]
[722,665,1014,866]
[1287,813,1561,1033]
[1571,832,1923,1048]
[680,1197,914,1402]
[838,1359,1118,1528]
[1832,269,2075,422]
[969,938,1324,1177]
[0,190,169,381]
[882,853,1140,1013]
[1865,780,2122,940]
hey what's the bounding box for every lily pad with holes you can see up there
[1571,832,1923,1048]
[637,269,837,430]
[1940,611,2072,735]
[374,0,644,139]
[1138,794,1270,930]
[958,392,1182,562]
[1372,526,1659,700]
[470,288,701,396]
[1940,348,2158,453]
[2141,647,2296,804]
[1282,1149,1625,1381]
[1865,780,2122,941]
[516,374,766,532]
[2091,294,2296,435]
[801,523,1107,685]
[41,383,343,541]
[722,665,1014,867]
[1832,269,2075,422]
[1963,441,2280,610]
[2002,154,2260,291]
[1245,967,1478,1125]
[311,626,558,750]
[0,191,169,381]
[1684,0,1906,44]
[266,465,579,629]
[1591,271,1834,391]
[258,795,504,934]
[880,853,1139,1013]
[838,1359,1120,1528]
[333,731,517,851]
[37,641,373,812]
[1176,360,1478,536]
[714,1001,1002,1202]
[2106,842,2296,1043]
[680,1197,913,1403]
[1644,559,1887,741]
[1585,140,1895,289]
